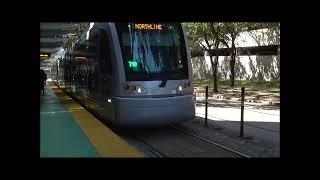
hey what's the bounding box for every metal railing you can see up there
[198,86,280,137]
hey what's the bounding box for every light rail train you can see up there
[59,22,195,126]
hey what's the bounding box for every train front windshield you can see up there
[115,23,189,81]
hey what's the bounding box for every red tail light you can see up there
[124,84,129,90]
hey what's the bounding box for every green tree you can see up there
[219,22,248,87]
[219,22,280,86]
[185,22,222,93]
[246,22,280,46]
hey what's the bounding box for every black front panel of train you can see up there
[115,23,189,81]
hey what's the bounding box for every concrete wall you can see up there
[191,55,280,81]
[191,27,280,81]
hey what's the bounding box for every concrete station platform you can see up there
[40,83,143,158]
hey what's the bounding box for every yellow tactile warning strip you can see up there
[49,83,143,157]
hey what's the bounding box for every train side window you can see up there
[99,29,112,76]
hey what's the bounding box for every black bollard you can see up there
[205,86,208,127]
[240,87,245,137]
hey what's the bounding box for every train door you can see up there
[97,27,114,121]
[98,28,113,99]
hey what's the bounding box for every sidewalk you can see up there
[177,96,280,157]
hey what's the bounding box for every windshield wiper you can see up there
[158,79,167,87]
[158,73,170,87]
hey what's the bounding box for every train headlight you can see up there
[176,81,191,93]
[122,83,147,94]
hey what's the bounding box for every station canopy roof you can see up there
[40,23,80,59]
